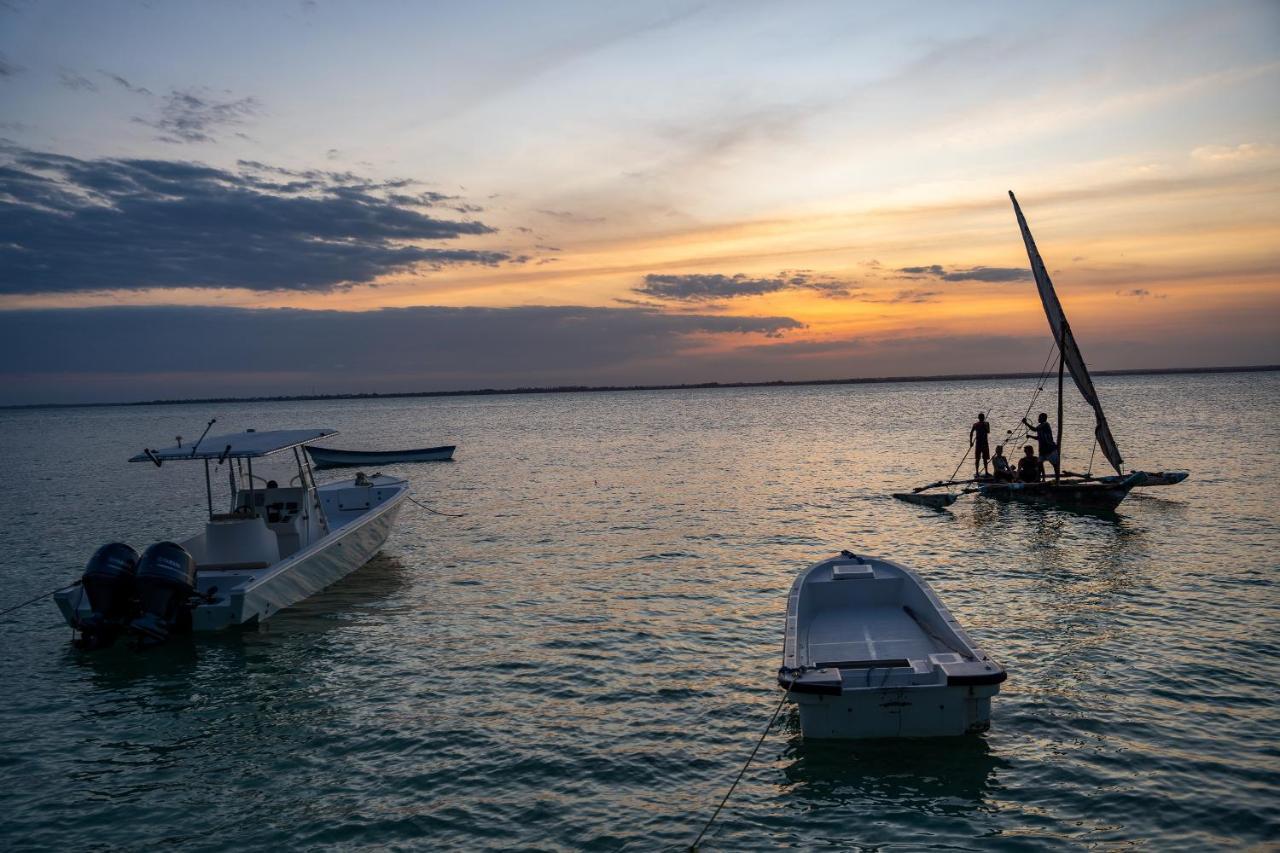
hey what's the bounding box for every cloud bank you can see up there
[635,271,855,301]
[897,264,1031,283]
[0,304,805,403]
[0,146,507,294]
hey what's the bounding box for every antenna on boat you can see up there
[189,418,216,458]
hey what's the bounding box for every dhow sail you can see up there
[1009,191,1124,474]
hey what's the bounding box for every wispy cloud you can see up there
[1117,288,1167,300]
[99,69,152,96]
[134,88,260,143]
[0,145,507,294]
[897,264,1030,283]
[57,69,97,92]
[0,53,22,78]
[1191,142,1279,163]
[635,270,856,302]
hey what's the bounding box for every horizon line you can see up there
[3,363,1276,411]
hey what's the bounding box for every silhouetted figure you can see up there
[1023,412,1059,476]
[970,412,991,476]
[1017,445,1043,482]
[991,445,1014,482]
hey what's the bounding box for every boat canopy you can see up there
[129,428,338,462]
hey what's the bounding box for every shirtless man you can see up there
[969,412,991,476]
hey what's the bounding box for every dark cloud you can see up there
[897,264,1031,283]
[635,270,856,301]
[135,88,260,143]
[0,54,22,78]
[881,288,942,304]
[1118,288,1167,300]
[0,304,804,403]
[58,69,97,92]
[0,145,506,294]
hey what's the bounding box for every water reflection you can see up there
[65,552,411,692]
[780,727,1003,813]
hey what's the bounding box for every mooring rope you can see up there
[0,580,79,620]
[689,673,798,851]
[405,494,466,518]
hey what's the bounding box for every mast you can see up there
[1056,327,1064,483]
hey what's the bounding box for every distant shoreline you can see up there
[3,363,1276,411]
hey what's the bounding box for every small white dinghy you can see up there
[779,551,1006,739]
[53,428,409,648]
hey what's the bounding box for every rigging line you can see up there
[405,494,466,518]
[1,580,79,619]
[689,674,797,851]
[992,338,1059,457]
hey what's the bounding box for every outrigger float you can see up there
[53,427,408,649]
[896,192,1188,513]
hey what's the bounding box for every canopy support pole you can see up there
[204,459,213,519]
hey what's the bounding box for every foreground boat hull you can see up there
[791,682,999,739]
[780,553,1006,740]
[307,445,455,468]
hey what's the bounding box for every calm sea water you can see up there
[1,372,1277,850]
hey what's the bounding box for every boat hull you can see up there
[977,474,1139,511]
[54,481,408,633]
[780,553,1006,740]
[792,682,999,739]
[212,492,404,629]
[307,445,455,468]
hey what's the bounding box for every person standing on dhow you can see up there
[1023,412,1060,477]
[970,412,992,477]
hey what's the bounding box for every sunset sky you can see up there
[1,0,1277,404]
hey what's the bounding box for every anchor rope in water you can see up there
[689,672,798,851]
[0,580,79,620]
[405,494,466,518]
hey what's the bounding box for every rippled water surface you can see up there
[1,372,1277,850]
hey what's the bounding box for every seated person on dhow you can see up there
[992,445,1015,482]
[1017,445,1044,482]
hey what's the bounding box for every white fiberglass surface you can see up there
[805,606,938,666]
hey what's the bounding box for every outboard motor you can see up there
[75,542,140,650]
[129,541,197,646]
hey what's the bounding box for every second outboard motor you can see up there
[75,542,140,650]
[130,541,197,646]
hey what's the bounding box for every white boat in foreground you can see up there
[779,551,1006,739]
[54,428,408,648]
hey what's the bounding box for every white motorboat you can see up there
[307,444,455,468]
[779,551,1006,739]
[53,427,408,648]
